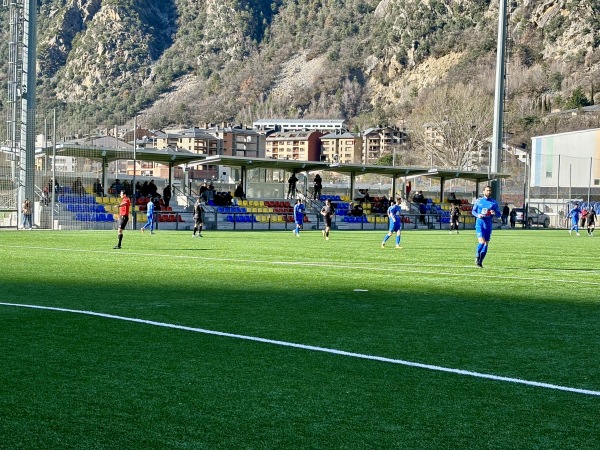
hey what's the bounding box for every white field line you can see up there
[1,244,600,286]
[1,302,599,397]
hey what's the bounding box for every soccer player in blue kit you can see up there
[568,202,582,236]
[141,197,155,234]
[472,185,502,268]
[293,199,305,237]
[382,197,403,249]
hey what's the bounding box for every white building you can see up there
[531,128,600,188]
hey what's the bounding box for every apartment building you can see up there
[361,126,408,164]
[265,131,322,161]
[320,132,362,164]
[204,126,265,158]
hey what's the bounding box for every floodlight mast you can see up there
[18,0,37,220]
[490,0,508,203]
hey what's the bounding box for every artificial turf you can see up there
[0,228,598,449]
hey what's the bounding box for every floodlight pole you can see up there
[490,0,508,203]
[132,115,137,229]
[18,0,37,226]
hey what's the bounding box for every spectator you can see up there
[287,173,298,199]
[122,180,133,198]
[48,178,59,195]
[234,183,246,200]
[313,174,322,200]
[110,179,122,198]
[72,177,85,195]
[412,190,425,204]
[405,181,412,199]
[509,208,517,229]
[135,181,143,199]
[21,198,32,229]
[148,180,158,197]
[163,184,172,208]
[93,178,104,197]
[41,187,50,206]
[502,203,509,226]
[364,189,371,203]
[141,181,149,197]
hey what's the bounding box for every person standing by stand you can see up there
[313,174,322,200]
[21,198,32,229]
[501,203,509,226]
[320,199,334,241]
[287,173,298,199]
[471,185,501,268]
[114,190,131,249]
[163,184,172,208]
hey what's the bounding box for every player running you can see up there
[382,197,403,249]
[293,199,305,237]
[320,199,335,241]
[567,203,582,236]
[471,185,502,268]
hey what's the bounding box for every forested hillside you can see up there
[1,0,599,163]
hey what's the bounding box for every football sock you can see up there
[476,243,484,259]
[396,236,401,246]
[199,226,203,234]
[480,244,488,262]
[193,227,197,235]
[118,234,123,247]
[382,235,390,244]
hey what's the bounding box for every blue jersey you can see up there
[471,196,501,224]
[387,204,402,221]
[146,200,155,217]
[569,207,581,223]
[387,204,403,232]
[293,203,305,221]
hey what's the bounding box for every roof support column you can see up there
[439,177,446,203]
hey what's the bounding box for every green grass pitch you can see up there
[0,228,598,449]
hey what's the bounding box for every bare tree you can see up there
[408,82,494,169]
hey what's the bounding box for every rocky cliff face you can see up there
[20,0,600,128]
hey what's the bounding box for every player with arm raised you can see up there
[471,185,502,268]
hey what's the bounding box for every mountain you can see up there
[1,0,599,147]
